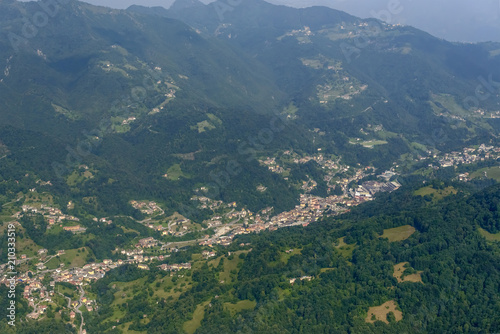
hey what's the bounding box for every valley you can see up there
[0,0,500,333]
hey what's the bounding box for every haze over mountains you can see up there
[2,0,500,217]
[1,1,500,333]
[269,0,500,42]
[31,0,500,42]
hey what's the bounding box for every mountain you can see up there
[1,0,500,219]
[132,0,500,154]
[0,0,282,127]
[266,0,500,43]
[1,1,500,333]
[0,0,307,218]
[169,0,204,12]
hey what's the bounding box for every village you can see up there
[0,236,198,325]
[434,144,500,168]
[2,143,500,328]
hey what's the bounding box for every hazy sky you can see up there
[19,0,500,42]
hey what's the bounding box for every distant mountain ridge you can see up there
[130,0,500,147]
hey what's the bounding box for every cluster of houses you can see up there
[190,195,230,211]
[301,178,318,192]
[130,200,164,215]
[137,237,159,249]
[158,263,192,272]
[3,247,185,321]
[1,149,417,326]
[261,157,285,174]
[195,156,403,247]
[436,144,500,168]
[283,26,313,38]
[199,235,234,247]
[3,266,99,321]
[198,192,379,247]
[6,136,500,330]
[202,250,216,259]
[20,204,80,226]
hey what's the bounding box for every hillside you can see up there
[0,0,500,218]
[4,180,497,333]
[0,0,305,217]
[1,1,500,332]
[134,0,500,161]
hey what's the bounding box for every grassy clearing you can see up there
[216,250,249,283]
[52,104,79,120]
[393,262,423,283]
[208,256,222,268]
[361,140,388,148]
[471,166,500,181]
[280,248,302,264]
[334,237,357,259]
[376,131,398,140]
[0,221,41,257]
[300,58,323,69]
[45,248,91,269]
[380,225,416,242]
[67,170,93,186]
[107,277,171,323]
[194,120,216,133]
[365,300,402,324]
[191,114,221,133]
[410,142,428,151]
[430,93,468,116]
[207,113,222,125]
[183,300,210,334]
[55,283,78,300]
[0,214,14,224]
[117,322,145,334]
[349,139,388,148]
[152,275,192,300]
[414,186,457,201]
[15,231,41,258]
[478,227,500,242]
[23,192,54,206]
[53,293,69,308]
[224,300,257,315]
[109,272,193,323]
[165,164,186,181]
[111,278,148,307]
[283,102,299,116]
[277,288,291,301]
